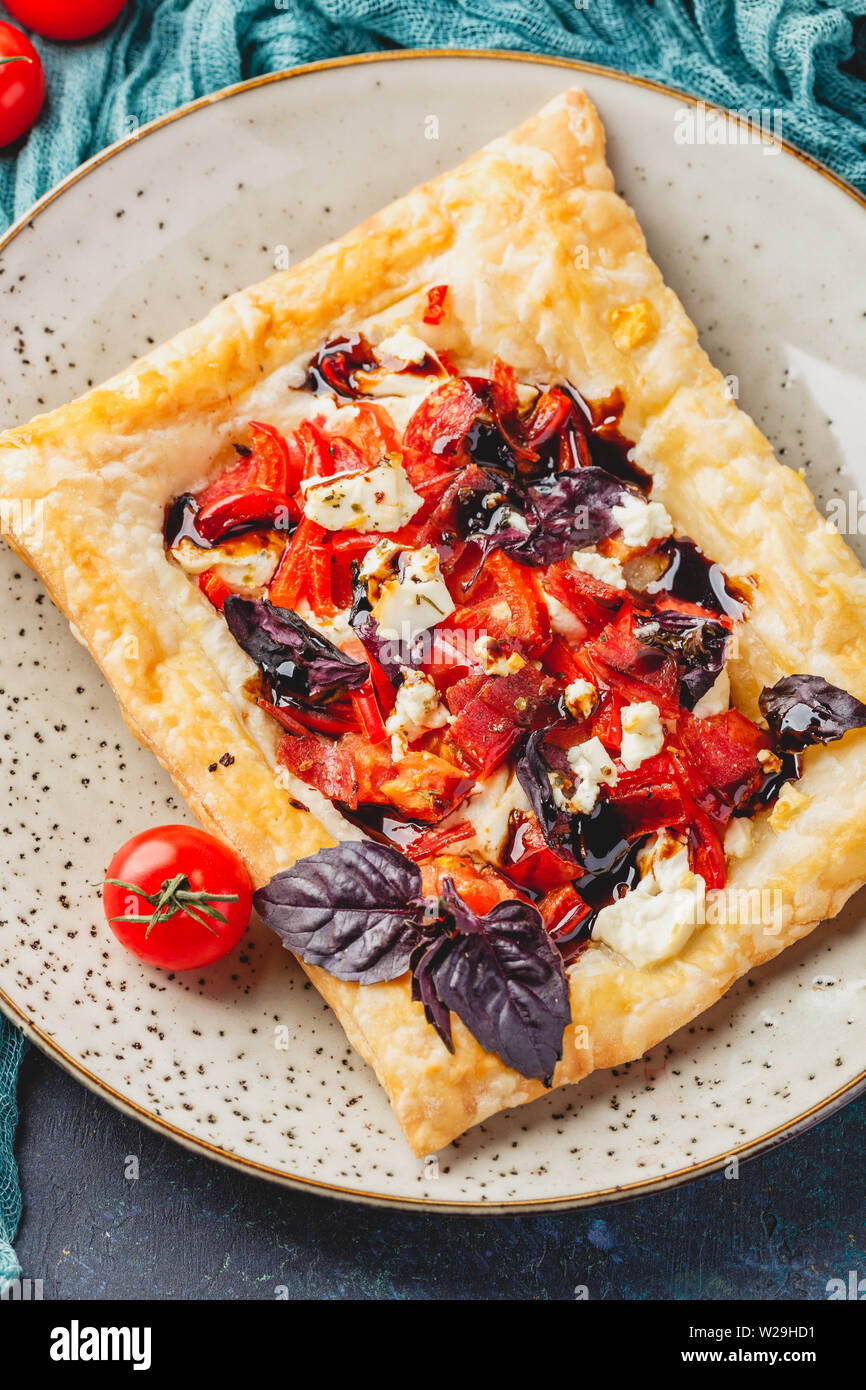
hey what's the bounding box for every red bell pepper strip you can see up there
[541,635,586,684]
[268,517,327,610]
[307,543,336,617]
[195,489,300,545]
[481,551,551,656]
[404,819,475,862]
[297,419,335,480]
[543,886,592,960]
[522,388,573,452]
[341,636,396,716]
[421,284,449,326]
[670,752,727,890]
[350,689,388,745]
[247,420,303,495]
[198,568,234,611]
[505,816,577,893]
[260,699,358,738]
[421,629,474,692]
[196,423,301,511]
[338,635,392,744]
[339,401,402,464]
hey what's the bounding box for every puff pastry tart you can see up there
[3,87,866,1156]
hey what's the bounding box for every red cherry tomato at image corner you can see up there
[4,1,127,42]
[103,825,253,972]
[0,22,44,146]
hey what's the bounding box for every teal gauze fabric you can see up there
[0,1018,26,1290]
[0,0,863,1289]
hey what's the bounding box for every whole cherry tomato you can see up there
[0,22,44,146]
[4,1,126,42]
[103,825,253,971]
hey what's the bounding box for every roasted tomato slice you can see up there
[286,734,472,822]
[543,561,626,636]
[610,753,689,838]
[378,751,474,823]
[504,815,578,893]
[448,666,557,776]
[196,423,302,512]
[419,854,518,915]
[677,708,771,810]
[403,376,483,462]
[279,733,358,803]
[580,607,679,714]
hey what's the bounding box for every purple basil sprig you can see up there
[429,880,571,1084]
[759,674,866,751]
[635,610,731,710]
[224,597,369,703]
[254,841,571,1084]
[452,461,637,570]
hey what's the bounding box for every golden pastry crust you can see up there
[2,86,866,1156]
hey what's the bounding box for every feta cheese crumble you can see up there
[692,666,731,719]
[372,544,456,640]
[459,767,534,862]
[571,548,626,589]
[724,816,753,859]
[385,668,450,760]
[549,736,618,815]
[302,454,423,532]
[376,327,431,364]
[544,592,586,642]
[592,843,706,968]
[473,635,526,676]
[358,537,402,585]
[611,491,673,549]
[172,535,281,590]
[619,701,665,771]
[358,328,447,398]
[563,678,598,720]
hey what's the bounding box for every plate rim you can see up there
[1,47,864,1215]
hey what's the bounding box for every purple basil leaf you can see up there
[254,843,429,983]
[224,597,369,702]
[759,674,866,751]
[516,729,577,862]
[410,936,454,1052]
[454,470,535,564]
[352,611,425,683]
[432,880,571,1084]
[635,611,730,711]
[521,468,635,566]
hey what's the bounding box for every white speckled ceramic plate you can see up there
[1,52,865,1211]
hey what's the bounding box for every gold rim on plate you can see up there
[1,48,864,1214]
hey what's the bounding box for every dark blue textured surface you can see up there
[13,1045,865,1300]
